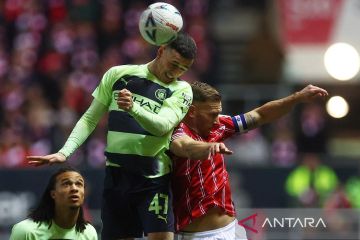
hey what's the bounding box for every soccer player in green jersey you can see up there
[27,32,197,240]
[10,167,97,240]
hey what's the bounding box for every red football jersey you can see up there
[171,114,248,231]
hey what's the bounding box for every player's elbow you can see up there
[149,128,168,137]
[170,141,188,158]
[149,121,175,136]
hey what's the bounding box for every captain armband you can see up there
[232,114,249,133]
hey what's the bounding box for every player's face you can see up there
[159,47,193,83]
[51,171,85,210]
[193,100,222,138]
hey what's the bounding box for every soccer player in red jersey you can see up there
[170,81,328,239]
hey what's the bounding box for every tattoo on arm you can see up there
[245,112,258,130]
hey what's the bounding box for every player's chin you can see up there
[68,198,83,207]
[165,73,175,82]
[202,131,211,139]
[205,127,212,135]
[69,203,82,209]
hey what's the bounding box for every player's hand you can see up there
[207,142,233,159]
[117,89,133,112]
[27,153,66,167]
[298,85,328,102]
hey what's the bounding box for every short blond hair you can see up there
[191,81,221,103]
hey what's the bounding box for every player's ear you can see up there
[50,190,56,199]
[187,105,196,118]
[157,46,165,58]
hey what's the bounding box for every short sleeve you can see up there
[218,115,239,140]
[83,223,98,240]
[171,123,188,141]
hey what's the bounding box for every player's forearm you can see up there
[58,120,92,158]
[171,138,212,160]
[251,92,300,126]
[58,99,107,158]
[129,103,180,136]
[184,141,213,159]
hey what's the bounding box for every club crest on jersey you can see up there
[155,89,167,101]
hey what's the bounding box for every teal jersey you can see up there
[92,64,192,177]
[10,219,98,240]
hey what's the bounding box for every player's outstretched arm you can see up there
[28,99,107,167]
[27,152,66,166]
[170,135,233,160]
[243,84,328,130]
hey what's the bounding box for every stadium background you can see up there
[0,0,359,239]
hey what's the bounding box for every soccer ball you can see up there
[139,2,183,46]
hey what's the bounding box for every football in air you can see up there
[139,2,183,46]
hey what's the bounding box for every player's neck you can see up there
[148,60,159,79]
[183,118,201,137]
[53,207,79,229]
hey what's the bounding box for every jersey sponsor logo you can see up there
[155,89,167,101]
[181,92,192,107]
[133,95,161,114]
[113,91,161,113]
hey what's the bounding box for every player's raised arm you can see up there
[242,84,328,130]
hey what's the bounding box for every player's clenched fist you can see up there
[117,89,133,111]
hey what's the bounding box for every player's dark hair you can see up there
[167,32,197,59]
[191,81,221,102]
[28,166,89,232]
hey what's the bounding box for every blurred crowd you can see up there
[0,0,214,168]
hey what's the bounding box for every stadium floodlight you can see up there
[324,42,360,81]
[326,96,349,118]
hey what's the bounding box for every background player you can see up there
[10,166,97,240]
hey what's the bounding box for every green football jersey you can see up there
[92,64,192,177]
[10,219,97,240]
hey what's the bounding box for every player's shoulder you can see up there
[102,64,145,84]
[218,114,235,130]
[12,218,38,230]
[174,79,191,89]
[175,122,194,136]
[173,122,186,133]
[219,114,232,121]
[169,80,192,102]
[82,222,98,238]
[11,219,43,237]
[107,64,141,74]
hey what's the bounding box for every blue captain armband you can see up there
[232,114,248,133]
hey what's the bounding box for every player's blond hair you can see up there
[191,81,221,103]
